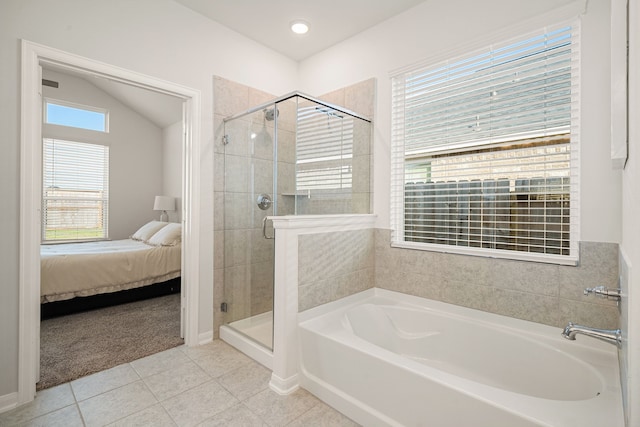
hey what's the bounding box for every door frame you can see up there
[18,40,202,404]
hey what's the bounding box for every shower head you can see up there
[315,106,343,119]
[264,107,279,121]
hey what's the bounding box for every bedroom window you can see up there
[390,22,580,265]
[42,138,110,242]
[44,99,109,132]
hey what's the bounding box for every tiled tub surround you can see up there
[296,228,619,329]
[298,229,375,312]
[375,229,620,329]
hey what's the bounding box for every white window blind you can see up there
[43,138,110,242]
[296,104,354,191]
[391,22,580,264]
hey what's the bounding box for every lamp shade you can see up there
[153,196,175,211]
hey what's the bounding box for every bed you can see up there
[40,221,182,315]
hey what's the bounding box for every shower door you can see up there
[222,106,277,350]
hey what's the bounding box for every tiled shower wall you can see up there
[295,80,375,215]
[375,229,620,329]
[213,77,376,335]
[213,76,279,336]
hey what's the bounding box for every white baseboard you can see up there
[198,330,214,346]
[219,325,273,370]
[0,392,18,414]
[269,373,299,395]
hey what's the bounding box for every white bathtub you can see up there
[298,288,624,427]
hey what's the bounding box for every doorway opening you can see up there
[19,40,202,405]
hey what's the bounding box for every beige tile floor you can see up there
[0,340,359,427]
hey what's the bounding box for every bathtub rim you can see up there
[298,288,624,427]
[299,288,616,354]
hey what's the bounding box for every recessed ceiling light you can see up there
[290,20,309,35]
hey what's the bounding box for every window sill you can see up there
[390,240,578,266]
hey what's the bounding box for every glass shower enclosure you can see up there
[221,93,371,351]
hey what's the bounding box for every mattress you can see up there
[40,239,181,303]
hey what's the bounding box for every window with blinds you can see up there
[391,22,580,264]
[42,138,110,242]
[296,104,354,192]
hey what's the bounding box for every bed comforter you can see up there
[41,239,181,303]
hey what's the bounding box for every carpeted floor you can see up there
[38,293,184,391]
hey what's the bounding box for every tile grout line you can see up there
[282,401,322,426]
[68,383,88,427]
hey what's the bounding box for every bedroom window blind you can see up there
[42,138,110,242]
[390,22,580,264]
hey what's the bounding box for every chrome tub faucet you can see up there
[583,285,621,302]
[561,322,622,348]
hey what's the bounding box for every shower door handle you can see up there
[262,216,274,240]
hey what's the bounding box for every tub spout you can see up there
[561,322,622,348]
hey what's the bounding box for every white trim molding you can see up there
[219,326,273,369]
[269,214,376,395]
[198,331,215,346]
[0,393,18,414]
[18,40,203,408]
[611,0,629,169]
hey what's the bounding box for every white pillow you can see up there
[131,221,168,242]
[147,222,182,246]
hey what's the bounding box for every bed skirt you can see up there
[40,277,181,319]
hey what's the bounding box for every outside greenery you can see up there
[44,228,104,241]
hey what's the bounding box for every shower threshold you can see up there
[220,311,273,370]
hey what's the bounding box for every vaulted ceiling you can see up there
[45,1,428,128]
[173,0,427,61]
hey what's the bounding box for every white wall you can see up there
[298,0,622,244]
[162,120,183,223]
[298,0,631,421]
[621,0,640,424]
[0,0,298,399]
[42,69,166,239]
